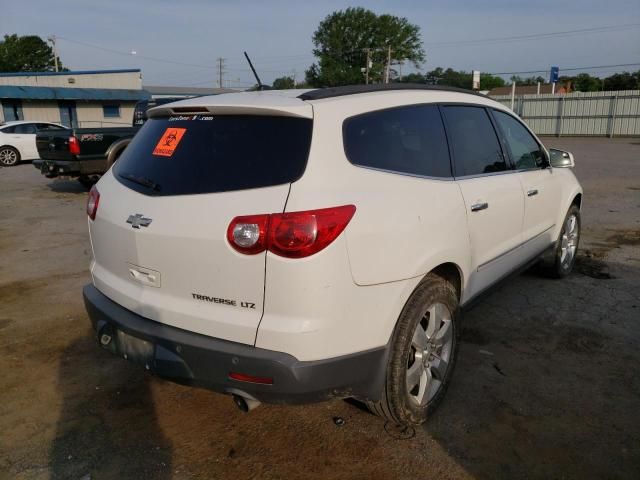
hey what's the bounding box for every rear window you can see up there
[114,115,313,196]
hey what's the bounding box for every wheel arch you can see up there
[431,262,463,301]
[0,144,19,153]
[106,138,132,167]
[0,144,21,163]
[571,192,582,210]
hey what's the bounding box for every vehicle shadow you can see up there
[49,331,172,479]
[423,256,640,479]
[46,178,90,194]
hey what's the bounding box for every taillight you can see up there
[227,205,356,259]
[68,136,80,155]
[226,214,270,255]
[86,185,100,220]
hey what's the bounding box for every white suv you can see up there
[83,85,582,425]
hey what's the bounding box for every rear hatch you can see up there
[36,129,72,161]
[89,104,313,345]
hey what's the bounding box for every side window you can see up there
[1,126,16,133]
[441,106,507,176]
[492,110,545,169]
[343,104,451,178]
[14,124,37,134]
[37,123,64,131]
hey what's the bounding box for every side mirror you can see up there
[548,148,575,168]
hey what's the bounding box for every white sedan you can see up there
[0,121,67,167]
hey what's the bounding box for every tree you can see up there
[562,73,602,92]
[480,73,506,90]
[305,7,425,87]
[395,72,427,84]
[272,76,296,89]
[603,71,640,91]
[395,67,505,90]
[510,75,545,86]
[0,34,64,72]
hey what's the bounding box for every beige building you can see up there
[0,69,149,127]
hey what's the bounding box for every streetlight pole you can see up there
[364,49,371,85]
[385,45,392,84]
[48,35,59,72]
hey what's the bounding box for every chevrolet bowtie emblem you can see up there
[126,214,152,229]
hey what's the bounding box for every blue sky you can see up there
[3,0,639,87]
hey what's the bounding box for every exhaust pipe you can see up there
[232,393,261,412]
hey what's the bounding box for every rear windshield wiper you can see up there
[119,172,161,192]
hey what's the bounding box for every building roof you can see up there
[0,69,141,77]
[143,85,238,97]
[0,85,150,101]
[488,84,568,96]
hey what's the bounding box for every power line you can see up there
[424,23,640,47]
[56,23,640,83]
[486,63,640,76]
[56,36,218,70]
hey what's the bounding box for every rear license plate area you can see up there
[116,329,154,367]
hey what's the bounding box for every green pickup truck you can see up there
[34,97,183,186]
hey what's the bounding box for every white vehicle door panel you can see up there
[11,124,39,159]
[517,168,563,257]
[457,174,524,300]
[489,108,563,259]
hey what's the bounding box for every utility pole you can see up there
[217,58,225,88]
[48,35,59,72]
[292,69,297,86]
[364,48,371,85]
[384,46,392,84]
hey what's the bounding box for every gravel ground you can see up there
[0,137,639,479]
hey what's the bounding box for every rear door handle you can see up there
[470,202,489,212]
[527,189,539,197]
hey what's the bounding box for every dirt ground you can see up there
[1,137,639,480]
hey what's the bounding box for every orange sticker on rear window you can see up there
[152,128,186,157]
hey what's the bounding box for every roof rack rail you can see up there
[298,83,485,101]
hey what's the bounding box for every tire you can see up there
[0,146,20,167]
[540,205,581,278]
[78,175,100,189]
[367,274,460,426]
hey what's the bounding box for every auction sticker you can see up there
[152,128,186,157]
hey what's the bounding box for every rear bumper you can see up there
[83,284,387,404]
[37,158,107,178]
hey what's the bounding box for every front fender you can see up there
[551,168,583,241]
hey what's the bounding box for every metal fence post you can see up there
[607,95,618,138]
[556,97,565,137]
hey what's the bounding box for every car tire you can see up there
[78,175,100,189]
[0,146,21,167]
[367,274,460,426]
[541,205,581,278]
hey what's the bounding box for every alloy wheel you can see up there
[0,148,18,166]
[560,214,579,268]
[406,302,453,406]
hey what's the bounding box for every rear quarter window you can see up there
[114,114,313,196]
[343,104,451,178]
